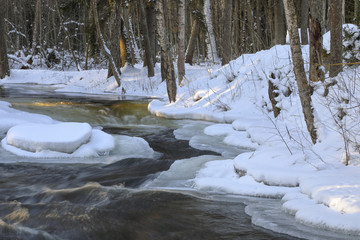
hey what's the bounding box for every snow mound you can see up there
[2,123,115,158]
[112,135,156,160]
[5,122,92,153]
[193,159,297,198]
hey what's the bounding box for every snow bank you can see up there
[193,159,297,198]
[0,69,73,85]
[5,122,92,153]
[2,124,114,158]
[146,41,360,235]
[0,101,115,158]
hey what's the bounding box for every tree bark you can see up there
[355,0,360,25]
[107,1,122,78]
[155,0,177,102]
[204,0,219,63]
[91,0,121,86]
[146,0,156,64]
[124,3,140,65]
[309,0,325,82]
[31,0,41,55]
[139,0,155,77]
[221,0,232,65]
[274,0,286,45]
[300,0,309,44]
[283,0,318,144]
[185,18,199,65]
[255,0,265,50]
[120,19,132,67]
[329,0,343,77]
[177,0,186,85]
[246,0,256,52]
[0,3,10,79]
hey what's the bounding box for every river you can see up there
[0,83,352,240]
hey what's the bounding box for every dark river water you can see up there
[0,84,302,240]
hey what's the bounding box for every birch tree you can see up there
[0,1,10,79]
[155,0,177,102]
[204,0,219,64]
[123,2,140,65]
[177,0,186,85]
[283,0,318,144]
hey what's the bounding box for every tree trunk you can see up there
[185,18,199,65]
[124,3,140,65]
[355,0,360,25]
[309,0,325,82]
[91,0,121,86]
[120,19,132,67]
[204,0,219,63]
[255,0,265,50]
[155,0,177,102]
[177,0,186,85]
[31,0,41,55]
[241,1,247,53]
[329,0,343,77]
[146,0,156,64]
[246,0,256,52]
[139,0,155,77]
[0,3,10,79]
[274,0,286,45]
[221,0,232,65]
[283,0,318,144]
[300,0,309,44]
[107,1,122,78]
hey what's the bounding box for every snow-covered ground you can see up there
[1,25,360,237]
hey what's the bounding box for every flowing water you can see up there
[0,84,353,240]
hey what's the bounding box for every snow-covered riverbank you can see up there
[1,40,360,237]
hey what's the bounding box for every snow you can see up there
[1,25,360,237]
[0,101,54,134]
[112,135,156,160]
[2,128,114,158]
[5,122,92,153]
[0,99,115,159]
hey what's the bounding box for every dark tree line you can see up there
[1,0,358,70]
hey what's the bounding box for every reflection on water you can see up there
[0,84,301,239]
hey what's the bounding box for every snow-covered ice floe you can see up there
[1,122,115,158]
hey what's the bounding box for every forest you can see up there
[0,0,358,72]
[0,0,360,143]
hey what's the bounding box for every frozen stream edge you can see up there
[143,120,360,240]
